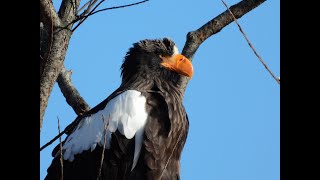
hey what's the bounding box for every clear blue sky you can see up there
[40,0,280,179]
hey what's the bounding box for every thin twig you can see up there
[72,0,105,32]
[97,114,110,180]
[40,131,66,151]
[57,117,64,180]
[78,0,96,14]
[221,0,280,85]
[40,116,82,151]
[84,0,98,14]
[59,0,100,30]
[78,1,91,13]
[89,0,149,16]
[77,0,99,29]
[71,0,149,32]
[159,132,182,179]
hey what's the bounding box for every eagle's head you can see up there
[120,38,193,85]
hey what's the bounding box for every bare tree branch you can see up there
[40,0,80,131]
[57,65,91,115]
[41,130,66,151]
[71,0,149,32]
[97,114,110,180]
[89,0,149,16]
[58,0,80,23]
[58,117,64,180]
[78,0,97,14]
[40,0,60,78]
[221,0,280,85]
[40,0,61,27]
[179,0,266,92]
[76,0,100,33]
[40,21,52,77]
[40,111,83,151]
[72,0,105,32]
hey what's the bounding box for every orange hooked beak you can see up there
[160,54,194,78]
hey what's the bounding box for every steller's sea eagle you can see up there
[45,38,193,180]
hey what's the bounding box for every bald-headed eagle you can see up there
[45,38,193,180]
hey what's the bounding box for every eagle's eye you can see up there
[159,54,168,60]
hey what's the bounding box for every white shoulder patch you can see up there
[173,45,179,55]
[61,90,148,170]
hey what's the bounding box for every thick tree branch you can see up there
[40,0,61,27]
[40,22,50,76]
[179,0,266,93]
[58,0,80,23]
[40,0,80,131]
[57,66,91,115]
[40,0,61,78]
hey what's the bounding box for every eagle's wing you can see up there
[45,90,148,180]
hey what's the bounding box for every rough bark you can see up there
[179,0,266,93]
[57,66,91,115]
[40,0,61,78]
[40,0,80,131]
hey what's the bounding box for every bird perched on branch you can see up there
[45,38,193,180]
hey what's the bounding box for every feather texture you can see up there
[61,90,148,170]
[46,38,190,180]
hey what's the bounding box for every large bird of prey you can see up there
[45,38,193,180]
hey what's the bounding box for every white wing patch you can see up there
[61,90,148,170]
